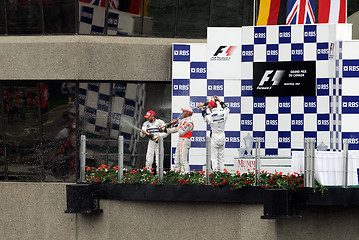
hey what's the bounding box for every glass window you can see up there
[0,0,6,34]
[78,0,106,34]
[146,0,176,37]
[43,0,76,34]
[2,83,42,180]
[209,0,242,27]
[78,82,171,171]
[106,0,145,36]
[0,84,4,178]
[176,0,210,38]
[41,82,76,182]
[6,0,42,34]
[242,0,254,26]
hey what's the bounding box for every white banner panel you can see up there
[207,27,241,79]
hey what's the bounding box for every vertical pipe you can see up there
[343,139,349,188]
[310,138,316,188]
[304,138,309,187]
[255,137,260,186]
[158,137,164,183]
[118,135,124,183]
[205,132,211,185]
[80,135,86,182]
[253,0,256,26]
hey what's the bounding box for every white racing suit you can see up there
[167,117,194,173]
[202,102,230,171]
[140,119,167,170]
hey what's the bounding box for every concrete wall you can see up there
[0,36,205,81]
[0,182,275,240]
[2,182,359,239]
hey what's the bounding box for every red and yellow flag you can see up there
[257,0,286,26]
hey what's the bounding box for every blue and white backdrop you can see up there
[172,24,359,171]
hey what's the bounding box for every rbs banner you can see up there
[253,61,316,97]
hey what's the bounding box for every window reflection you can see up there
[41,82,76,182]
[210,0,243,27]
[43,0,76,34]
[78,0,106,34]
[107,0,150,36]
[176,0,210,38]
[3,84,41,180]
[6,0,42,34]
[147,0,175,37]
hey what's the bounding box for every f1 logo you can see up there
[213,46,237,57]
[258,70,285,87]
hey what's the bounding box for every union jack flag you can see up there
[79,0,119,10]
[286,0,315,25]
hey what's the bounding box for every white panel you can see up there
[241,62,253,79]
[241,26,254,44]
[342,115,359,132]
[291,132,304,149]
[254,45,266,62]
[342,41,359,59]
[265,132,278,148]
[291,97,304,113]
[190,43,207,61]
[317,24,330,43]
[191,113,207,130]
[317,132,331,147]
[304,43,316,61]
[304,114,317,131]
[253,114,265,131]
[335,24,353,41]
[226,114,240,131]
[266,25,279,44]
[224,79,241,96]
[172,96,190,111]
[317,96,330,114]
[316,61,330,78]
[172,62,190,79]
[190,79,207,96]
[189,148,206,165]
[278,114,291,131]
[342,78,359,96]
[291,24,304,43]
[278,44,291,62]
[241,97,253,113]
[265,97,278,114]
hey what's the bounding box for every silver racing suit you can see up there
[140,118,167,170]
[202,102,230,171]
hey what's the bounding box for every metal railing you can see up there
[79,135,353,188]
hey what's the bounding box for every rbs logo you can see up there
[173,50,189,56]
[173,85,189,90]
[190,68,206,73]
[208,85,223,91]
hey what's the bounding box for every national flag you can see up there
[318,0,346,23]
[257,0,287,26]
[286,0,315,25]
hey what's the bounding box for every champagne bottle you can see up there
[144,131,159,143]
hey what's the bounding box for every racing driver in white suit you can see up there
[140,110,167,170]
[199,96,230,171]
[160,107,194,173]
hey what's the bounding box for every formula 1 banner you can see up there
[253,61,316,97]
[207,27,241,79]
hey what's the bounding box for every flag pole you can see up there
[346,0,348,23]
[253,0,256,26]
